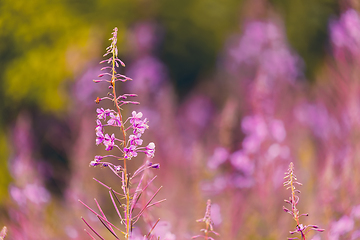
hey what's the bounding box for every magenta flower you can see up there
[96,108,111,120]
[96,119,103,132]
[129,134,143,146]
[104,133,115,151]
[145,142,155,158]
[130,111,143,125]
[124,145,138,159]
[107,112,121,126]
[89,161,100,167]
[90,155,103,166]
[96,130,105,145]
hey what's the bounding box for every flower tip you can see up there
[90,161,100,167]
[151,163,160,169]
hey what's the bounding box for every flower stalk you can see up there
[80,27,162,240]
[192,199,219,240]
[283,162,324,240]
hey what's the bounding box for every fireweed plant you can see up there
[283,162,324,240]
[79,27,164,240]
[192,200,219,240]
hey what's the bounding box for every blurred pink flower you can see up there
[330,9,360,57]
[329,215,354,238]
[207,147,229,170]
[229,150,254,175]
[152,221,176,240]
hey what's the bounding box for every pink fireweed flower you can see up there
[145,142,155,158]
[130,111,148,132]
[97,107,111,120]
[96,119,103,132]
[90,155,104,166]
[124,145,138,159]
[130,111,143,124]
[96,130,105,145]
[103,133,116,151]
[134,118,149,135]
[129,134,143,146]
[107,112,121,126]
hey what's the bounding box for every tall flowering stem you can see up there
[283,162,324,240]
[192,199,219,240]
[81,27,163,240]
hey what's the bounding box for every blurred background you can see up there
[1,0,360,239]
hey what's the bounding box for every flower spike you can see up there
[283,162,324,239]
[81,27,160,240]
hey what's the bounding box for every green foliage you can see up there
[270,0,339,80]
[158,0,243,97]
[0,0,91,113]
[0,132,11,204]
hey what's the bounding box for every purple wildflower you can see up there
[96,130,105,145]
[130,111,143,125]
[145,142,155,158]
[89,161,100,167]
[134,118,149,135]
[96,119,102,132]
[107,112,121,126]
[97,108,111,120]
[90,155,103,167]
[150,163,160,169]
[124,145,138,159]
[103,133,115,151]
[129,134,143,146]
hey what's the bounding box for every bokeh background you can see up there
[1,0,360,239]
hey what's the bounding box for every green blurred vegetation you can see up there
[158,0,243,97]
[270,0,339,80]
[0,0,340,117]
[0,131,11,204]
